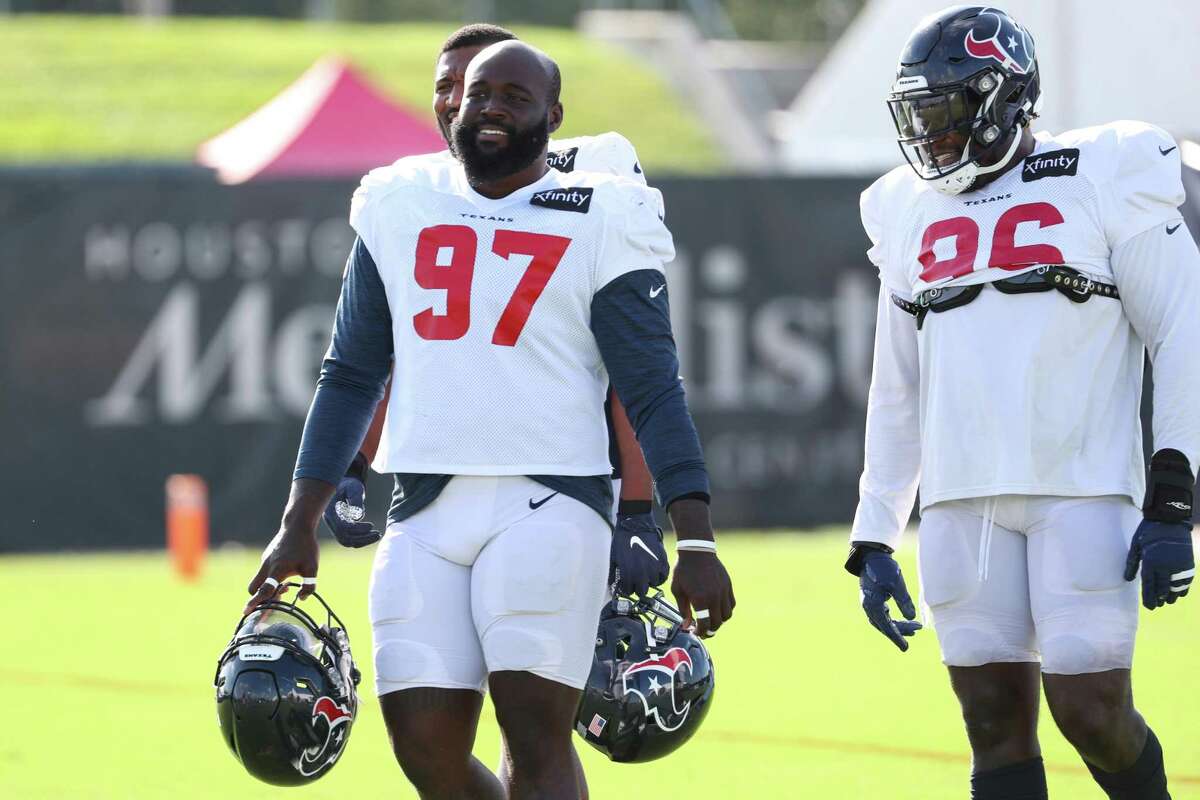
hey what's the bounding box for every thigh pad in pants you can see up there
[370,528,486,695]
[918,499,1038,667]
[471,494,610,689]
[1027,496,1140,675]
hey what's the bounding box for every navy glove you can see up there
[609,511,670,597]
[321,453,383,548]
[846,543,922,652]
[1125,449,1195,610]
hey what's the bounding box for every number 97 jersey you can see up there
[860,120,1186,508]
[349,157,673,477]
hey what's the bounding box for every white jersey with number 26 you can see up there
[853,120,1200,547]
[349,156,672,477]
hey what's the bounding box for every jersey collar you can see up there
[452,165,562,213]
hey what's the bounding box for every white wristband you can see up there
[676,539,717,553]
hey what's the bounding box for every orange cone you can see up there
[166,474,208,581]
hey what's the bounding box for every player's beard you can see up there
[452,115,550,184]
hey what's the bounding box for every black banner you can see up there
[0,168,877,551]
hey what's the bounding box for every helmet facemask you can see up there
[889,68,1037,195]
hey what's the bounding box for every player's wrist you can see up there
[844,541,895,577]
[346,451,369,483]
[617,499,653,516]
[666,497,714,544]
[1143,449,1194,524]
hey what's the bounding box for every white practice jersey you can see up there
[350,157,673,476]
[853,120,1200,547]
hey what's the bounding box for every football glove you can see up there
[609,511,670,597]
[1124,449,1195,609]
[846,543,922,652]
[321,453,383,548]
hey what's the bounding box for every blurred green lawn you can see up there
[3,530,1197,798]
[0,16,723,174]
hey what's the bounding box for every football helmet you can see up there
[575,590,715,762]
[888,6,1041,195]
[214,586,361,786]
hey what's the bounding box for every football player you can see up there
[246,41,734,800]
[324,24,670,601]
[847,6,1198,800]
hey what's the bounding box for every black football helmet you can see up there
[214,587,361,786]
[888,6,1041,195]
[575,590,715,762]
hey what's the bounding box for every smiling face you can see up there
[449,41,562,186]
[432,44,487,150]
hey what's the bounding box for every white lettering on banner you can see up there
[752,298,833,413]
[707,427,864,489]
[82,218,352,282]
[84,284,335,426]
[234,221,271,279]
[669,247,875,413]
[835,274,875,402]
[133,222,183,282]
[273,306,340,417]
[85,226,131,280]
[186,224,233,280]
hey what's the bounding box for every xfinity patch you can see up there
[530,187,593,213]
[546,147,579,173]
[1022,148,1079,182]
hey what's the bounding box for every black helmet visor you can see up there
[888,87,982,175]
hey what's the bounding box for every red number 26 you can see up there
[918,202,1065,283]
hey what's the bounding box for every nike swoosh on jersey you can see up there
[629,536,659,560]
[649,284,666,298]
[1160,145,1177,156]
[529,492,559,510]
[1167,223,1182,235]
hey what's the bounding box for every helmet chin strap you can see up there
[932,124,1026,196]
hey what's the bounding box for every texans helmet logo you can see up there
[621,646,694,732]
[963,9,1032,75]
[297,696,354,777]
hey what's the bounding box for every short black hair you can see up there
[440,24,517,54]
[547,60,561,105]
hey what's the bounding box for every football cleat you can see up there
[214,586,361,786]
[888,6,1042,195]
[575,589,715,762]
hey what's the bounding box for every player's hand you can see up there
[671,551,734,638]
[859,550,922,652]
[322,477,382,549]
[610,512,670,596]
[1124,520,1194,609]
[244,526,319,615]
[321,453,382,548]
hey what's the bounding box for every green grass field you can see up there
[0,16,722,173]
[4,531,1197,799]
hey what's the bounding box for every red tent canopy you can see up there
[197,56,445,183]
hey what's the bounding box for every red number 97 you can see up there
[410,225,570,346]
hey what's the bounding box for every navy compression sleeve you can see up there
[590,270,710,507]
[293,237,393,485]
